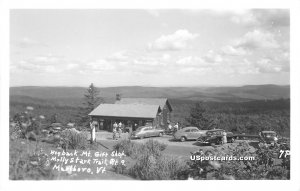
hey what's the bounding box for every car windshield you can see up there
[207,131,220,136]
[206,131,213,136]
[263,132,276,137]
[136,127,144,131]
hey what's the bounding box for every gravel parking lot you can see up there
[90,131,258,159]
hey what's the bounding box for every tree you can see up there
[78,83,101,127]
[116,93,121,101]
[186,102,210,129]
[50,113,58,123]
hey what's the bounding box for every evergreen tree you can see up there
[50,113,58,123]
[78,83,101,127]
[186,102,210,129]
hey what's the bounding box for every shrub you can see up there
[112,162,127,174]
[113,139,186,179]
[265,166,290,180]
[186,141,290,180]
[10,108,45,141]
[113,139,167,159]
[9,142,56,180]
[129,154,187,180]
[60,129,88,150]
[140,139,167,158]
[113,139,141,158]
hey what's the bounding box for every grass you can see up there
[9,138,134,180]
[9,139,57,180]
[112,138,188,180]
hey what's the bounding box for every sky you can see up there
[10,9,290,87]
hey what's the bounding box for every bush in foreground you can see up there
[9,141,56,180]
[129,154,188,180]
[113,139,167,159]
[113,139,187,180]
[60,129,88,150]
[187,141,290,180]
[113,139,141,158]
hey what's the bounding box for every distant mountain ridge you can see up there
[10,85,290,106]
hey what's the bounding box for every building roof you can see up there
[89,104,161,119]
[115,98,172,111]
[261,131,276,133]
[181,126,199,130]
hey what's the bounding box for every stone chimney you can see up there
[116,93,121,101]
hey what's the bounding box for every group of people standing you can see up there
[112,122,124,140]
[168,122,180,133]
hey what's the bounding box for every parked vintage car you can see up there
[48,123,65,134]
[197,129,235,145]
[259,131,278,144]
[131,126,164,139]
[173,126,207,142]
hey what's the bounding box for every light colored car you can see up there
[260,131,278,144]
[131,126,164,139]
[173,126,207,142]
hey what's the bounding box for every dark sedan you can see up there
[197,129,235,145]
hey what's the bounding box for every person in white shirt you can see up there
[174,122,179,132]
[118,122,122,138]
[113,122,118,140]
[168,123,172,134]
[90,121,97,143]
[222,131,227,144]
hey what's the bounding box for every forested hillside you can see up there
[10,92,290,137]
[170,99,290,137]
[10,84,290,104]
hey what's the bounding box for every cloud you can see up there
[15,59,62,73]
[230,13,257,25]
[67,63,79,69]
[221,45,249,56]
[255,51,289,73]
[200,9,250,16]
[148,29,198,51]
[162,54,171,61]
[180,67,212,74]
[15,37,47,48]
[229,9,289,28]
[85,59,116,73]
[203,50,223,63]
[176,56,206,67]
[106,50,130,62]
[235,59,259,74]
[12,54,81,74]
[12,39,289,78]
[32,55,60,63]
[78,50,170,75]
[252,9,290,28]
[256,58,283,73]
[147,10,160,17]
[235,29,279,50]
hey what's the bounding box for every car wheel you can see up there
[180,136,186,142]
[159,132,163,137]
[217,139,223,145]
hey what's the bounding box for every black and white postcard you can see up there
[1,0,300,191]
